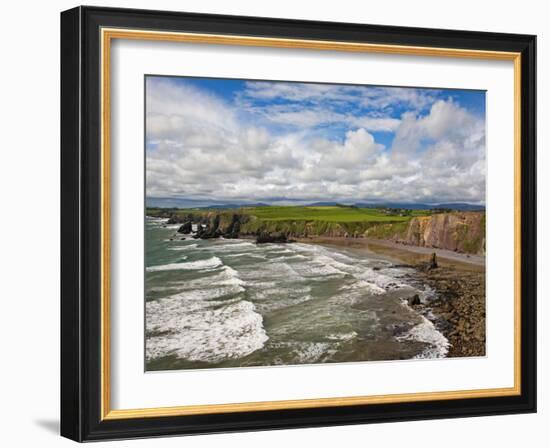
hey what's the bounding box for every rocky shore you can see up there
[407,258,486,357]
[158,212,295,244]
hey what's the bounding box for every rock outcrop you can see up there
[400,213,485,255]
[364,212,485,255]
[224,214,242,239]
[256,232,293,244]
[176,222,192,234]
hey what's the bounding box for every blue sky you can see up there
[145,75,486,205]
[167,77,484,145]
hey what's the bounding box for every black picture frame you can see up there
[61,5,536,442]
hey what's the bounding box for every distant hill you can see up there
[305,201,344,207]
[354,202,485,211]
[207,202,270,209]
[435,203,485,211]
[146,197,270,209]
[147,197,485,212]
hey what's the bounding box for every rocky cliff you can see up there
[365,212,486,255]
[149,209,486,255]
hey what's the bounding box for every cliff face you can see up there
[366,212,486,255]
[239,219,380,239]
[149,209,486,255]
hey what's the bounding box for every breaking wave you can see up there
[147,257,222,272]
[145,231,452,366]
[146,295,268,363]
[396,315,450,358]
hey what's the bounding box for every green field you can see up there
[147,205,430,223]
[147,205,431,239]
[240,205,427,223]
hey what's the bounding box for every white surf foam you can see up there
[340,280,386,295]
[328,290,369,307]
[146,257,222,272]
[325,331,358,342]
[146,296,268,363]
[221,241,256,248]
[152,255,187,263]
[292,243,321,253]
[168,244,199,251]
[314,254,363,273]
[146,217,169,224]
[242,261,304,283]
[395,315,450,358]
[251,285,313,312]
[218,266,247,287]
[294,244,357,263]
[167,265,246,289]
[291,342,336,363]
[293,243,413,292]
[225,252,267,260]
[354,268,410,291]
[271,254,308,262]
[290,256,347,278]
[205,241,257,252]
[265,247,294,255]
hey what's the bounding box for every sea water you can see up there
[145,217,449,370]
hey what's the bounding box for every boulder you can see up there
[177,221,192,234]
[418,253,438,272]
[193,225,222,240]
[428,252,438,270]
[407,294,421,306]
[256,232,290,244]
[166,215,183,225]
[201,229,222,239]
[192,227,206,239]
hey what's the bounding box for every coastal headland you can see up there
[147,204,485,256]
[147,205,486,358]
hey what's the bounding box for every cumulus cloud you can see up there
[146,77,485,204]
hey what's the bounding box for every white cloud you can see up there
[240,81,439,112]
[316,128,383,169]
[146,78,485,204]
[246,105,401,132]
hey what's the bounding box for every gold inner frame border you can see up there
[99,27,522,420]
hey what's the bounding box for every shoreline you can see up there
[154,223,486,359]
[296,236,485,268]
[297,236,486,358]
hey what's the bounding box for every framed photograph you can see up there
[60,6,536,441]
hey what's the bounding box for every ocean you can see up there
[145,217,449,370]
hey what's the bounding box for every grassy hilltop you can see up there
[238,205,427,222]
[239,206,427,238]
[147,205,427,238]
[148,205,427,222]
